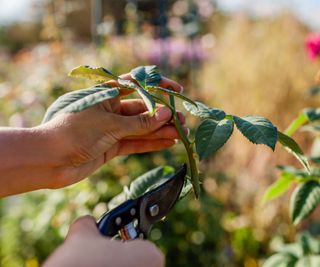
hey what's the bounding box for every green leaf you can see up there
[296,256,320,267]
[130,65,162,87]
[262,173,295,203]
[285,112,309,136]
[146,86,197,107]
[290,181,320,225]
[277,131,310,173]
[42,86,119,123]
[234,116,278,150]
[195,119,234,160]
[128,166,175,199]
[298,232,320,254]
[262,254,297,267]
[68,65,117,82]
[117,78,142,90]
[117,78,156,115]
[304,108,320,122]
[183,101,226,121]
[136,88,157,115]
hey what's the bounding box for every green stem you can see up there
[284,112,309,137]
[154,95,200,197]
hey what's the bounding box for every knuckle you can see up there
[139,114,152,130]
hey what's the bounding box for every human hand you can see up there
[43,216,165,267]
[42,75,187,189]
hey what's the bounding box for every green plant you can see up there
[263,107,320,225]
[262,232,320,267]
[43,65,309,199]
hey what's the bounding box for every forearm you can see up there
[0,126,66,196]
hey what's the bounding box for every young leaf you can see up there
[233,116,278,150]
[128,166,175,199]
[290,181,320,225]
[68,65,117,82]
[146,86,197,107]
[262,173,295,203]
[195,119,234,160]
[130,65,162,87]
[42,86,119,123]
[183,101,226,121]
[277,131,310,173]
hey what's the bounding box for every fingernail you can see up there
[184,127,190,136]
[155,107,171,122]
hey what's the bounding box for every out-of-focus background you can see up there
[1,0,320,266]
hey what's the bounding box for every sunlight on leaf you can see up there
[277,131,310,173]
[130,65,162,87]
[183,101,226,120]
[262,253,297,267]
[290,181,320,225]
[262,173,295,204]
[42,86,119,123]
[69,65,117,82]
[136,88,156,115]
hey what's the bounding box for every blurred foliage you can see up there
[1,1,320,266]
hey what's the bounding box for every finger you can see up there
[120,99,148,116]
[117,139,175,155]
[116,106,172,137]
[121,100,186,126]
[124,125,189,140]
[66,215,100,239]
[159,77,183,93]
[125,240,165,267]
[176,111,186,125]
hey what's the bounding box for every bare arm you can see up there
[0,126,66,196]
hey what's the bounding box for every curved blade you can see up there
[138,164,187,236]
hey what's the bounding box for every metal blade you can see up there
[138,164,187,236]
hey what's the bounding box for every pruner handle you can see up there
[96,198,142,240]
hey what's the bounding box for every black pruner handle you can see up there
[97,198,140,239]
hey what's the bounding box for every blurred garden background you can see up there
[1,0,320,266]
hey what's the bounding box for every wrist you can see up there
[32,122,75,189]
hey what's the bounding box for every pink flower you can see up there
[306,33,320,61]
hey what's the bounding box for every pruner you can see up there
[97,164,187,241]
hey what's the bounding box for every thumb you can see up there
[117,106,172,137]
[66,215,100,240]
